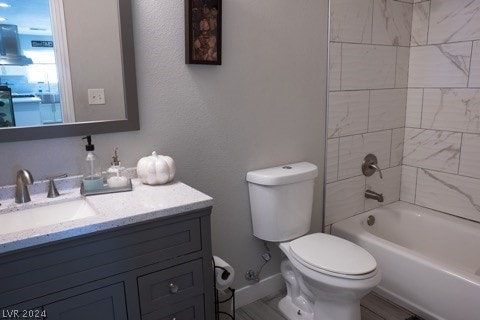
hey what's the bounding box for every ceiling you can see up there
[0,0,52,36]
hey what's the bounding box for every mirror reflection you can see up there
[0,0,126,129]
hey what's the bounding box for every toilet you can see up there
[246,162,381,320]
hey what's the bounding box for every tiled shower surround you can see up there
[326,0,480,226]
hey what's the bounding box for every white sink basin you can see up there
[0,199,97,236]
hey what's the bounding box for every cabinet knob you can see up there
[169,283,179,294]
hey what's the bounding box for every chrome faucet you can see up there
[15,169,34,204]
[365,190,384,203]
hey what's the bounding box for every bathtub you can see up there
[331,201,480,320]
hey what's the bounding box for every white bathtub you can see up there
[331,201,480,320]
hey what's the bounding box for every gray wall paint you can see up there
[0,0,328,288]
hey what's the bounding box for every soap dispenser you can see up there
[107,148,128,188]
[82,135,104,190]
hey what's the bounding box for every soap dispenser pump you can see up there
[82,135,103,190]
[107,148,128,188]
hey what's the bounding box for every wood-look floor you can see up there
[236,291,416,320]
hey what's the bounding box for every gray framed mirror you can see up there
[0,0,139,142]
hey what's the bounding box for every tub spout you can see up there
[365,190,384,202]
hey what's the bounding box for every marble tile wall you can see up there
[401,0,480,224]
[327,0,480,226]
[326,0,411,225]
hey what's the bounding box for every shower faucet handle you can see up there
[362,154,383,179]
[369,163,383,179]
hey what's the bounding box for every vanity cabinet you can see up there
[0,207,213,320]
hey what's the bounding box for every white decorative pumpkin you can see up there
[136,151,176,185]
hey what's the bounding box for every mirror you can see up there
[0,0,139,142]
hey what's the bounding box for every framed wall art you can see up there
[185,0,222,65]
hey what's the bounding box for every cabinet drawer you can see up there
[138,260,204,315]
[142,295,204,320]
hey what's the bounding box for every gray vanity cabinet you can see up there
[0,207,213,320]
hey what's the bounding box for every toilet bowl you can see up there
[278,233,381,320]
[246,162,381,320]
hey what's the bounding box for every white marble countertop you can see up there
[0,179,213,254]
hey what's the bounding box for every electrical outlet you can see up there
[88,89,106,105]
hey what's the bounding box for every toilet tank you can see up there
[246,162,318,242]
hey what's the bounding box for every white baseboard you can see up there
[235,273,285,308]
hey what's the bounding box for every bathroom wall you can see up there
[325,0,412,226]
[401,0,480,224]
[0,0,329,290]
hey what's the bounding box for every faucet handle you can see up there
[47,173,67,198]
[362,154,383,179]
[369,163,383,179]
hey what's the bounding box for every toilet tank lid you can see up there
[246,162,318,186]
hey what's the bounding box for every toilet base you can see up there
[277,241,380,320]
[278,294,361,320]
[278,296,313,320]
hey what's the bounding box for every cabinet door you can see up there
[44,283,127,320]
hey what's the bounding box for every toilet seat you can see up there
[289,233,377,280]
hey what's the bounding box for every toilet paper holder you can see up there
[215,265,231,280]
[213,257,236,320]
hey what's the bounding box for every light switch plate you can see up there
[88,89,106,105]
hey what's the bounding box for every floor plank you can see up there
[361,293,414,320]
[361,306,386,320]
[233,291,286,320]
[236,291,416,320]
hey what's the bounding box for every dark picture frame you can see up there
[185,0,222,65]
